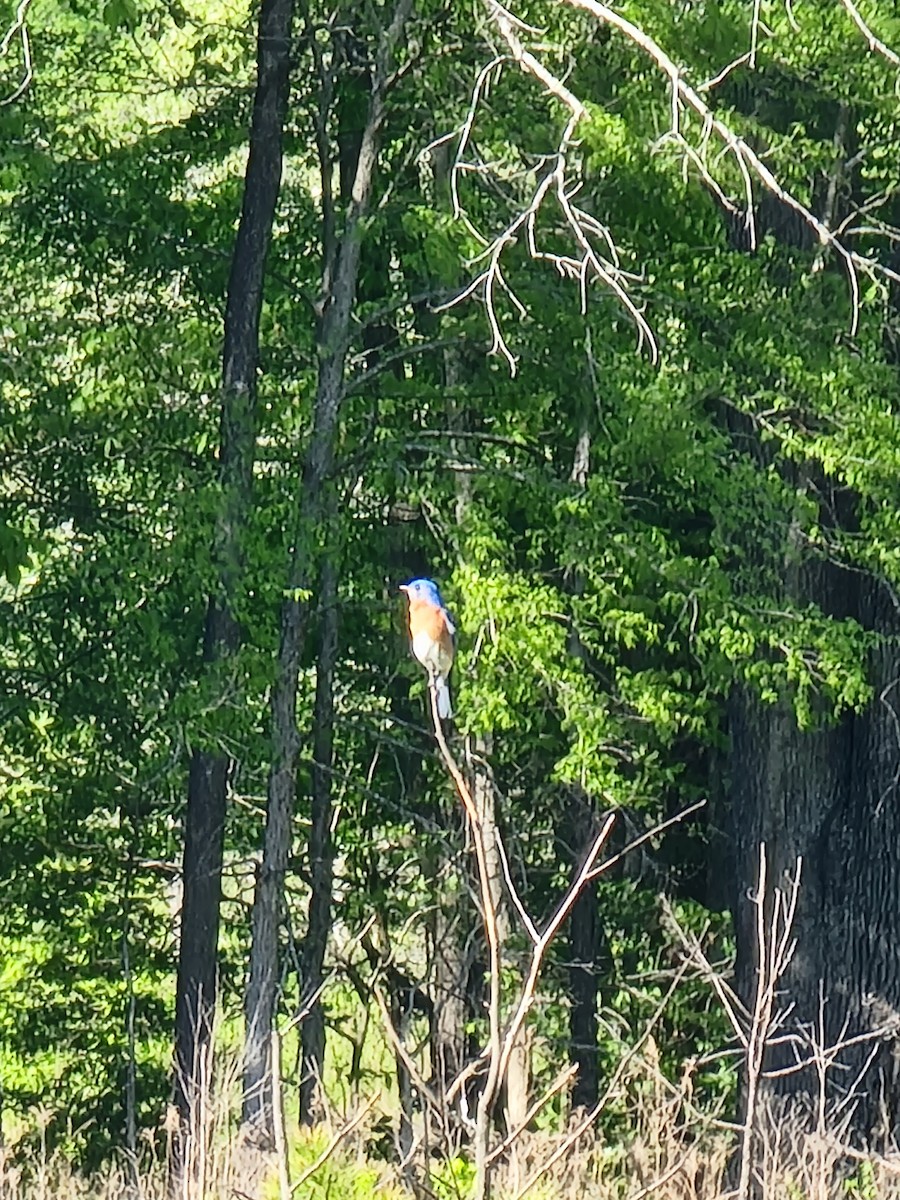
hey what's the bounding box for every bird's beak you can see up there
[398,584,409,594]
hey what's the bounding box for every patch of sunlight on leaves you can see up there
[275,1127,406,1200]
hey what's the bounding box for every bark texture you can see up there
[173,0,294,1166]
[564,789,606,1111]
[729,508,900,1147]
[298,559,338,1125]
[242,0,413,1134]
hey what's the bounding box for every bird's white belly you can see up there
[412,630,451,674]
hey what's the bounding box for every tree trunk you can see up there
[298,558,338,1125]
[564,789,606,1112]
[172,0,294,1172]
[729,498,900,1155]
[562,416,605,1113]
[426,824,469,1142]
[242,0,412,1136]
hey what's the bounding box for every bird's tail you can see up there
[432,674,452,720]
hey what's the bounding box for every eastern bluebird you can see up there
[399,578,455,719]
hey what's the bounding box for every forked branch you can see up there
[443,0,900,372]
[428,681,707,1199]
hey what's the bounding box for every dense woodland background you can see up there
[5,0,900,1195]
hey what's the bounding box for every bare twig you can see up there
[495,811,617,1097]
[453,0,900,372]
[514,964,689,1200]
[561,0,886,326]
[436,0,657,372]
[289,1101,376,1195]
[485,1064,577,1165]
[584,798,707,884]
[839,0,900,67]
[736,846,802,1200]
[1,0,33,105]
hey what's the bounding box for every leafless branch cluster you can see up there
[439,0,900,373]
[0,0,32,105]
[426,678,708,1200]
[433,0,657,375]
[666,845,900,1200]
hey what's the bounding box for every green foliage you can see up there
[3,0,900,1172]
[269,1129,406,1200]
[431,1155,476,1200]
[844,1158,879,1200]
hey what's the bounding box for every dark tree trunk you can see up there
[299,558,338,1125]
[563,789,607,1111]
[172,0,294,1172]
[729,497,900,1152]
[561,418,606,1113]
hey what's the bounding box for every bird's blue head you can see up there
[400,578,445,607]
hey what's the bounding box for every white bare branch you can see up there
[434,0,659,373]
[1,0,33,106]
[445,0,900,372]
[839,0,900,67]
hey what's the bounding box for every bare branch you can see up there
[1,0,33,105]
[489,0,586,120]
[839,0,900,67]
[494,822,539,944]
[434,0,659,372]
[561,0,883,332]
[452,0,900,369]
[289,1100,376,1195]
[584,798,706,884]
[427,686,503,1200]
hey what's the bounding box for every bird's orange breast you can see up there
[408,599,448,642]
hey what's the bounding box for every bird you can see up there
[399,578,455,719]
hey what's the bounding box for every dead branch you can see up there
[839,0,900,67]
[494,811,617,1096]
[562,0,900,311]
[435,0,657,374]
[736,846,802,1200]
[447,0,900,373]
[428,685,502,1200]
[289,1100,376,1195]
[1,0,33,105]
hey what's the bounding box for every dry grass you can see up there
[4,1096,900,1200]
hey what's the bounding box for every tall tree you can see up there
[729,474,900,1149]
[242,0,413,1135]
[173,0,296,1162]
[298,558,338,1124]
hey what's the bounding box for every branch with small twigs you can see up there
[428,678,710,1198]
[663,844,802,1200]
[565,0,900,318]
[1,0,33,105]
[736,846,801,1200]
[429,689,616,1199]
[427,684,502,1200]
[444,0,900,372]
[434,0,657,374]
